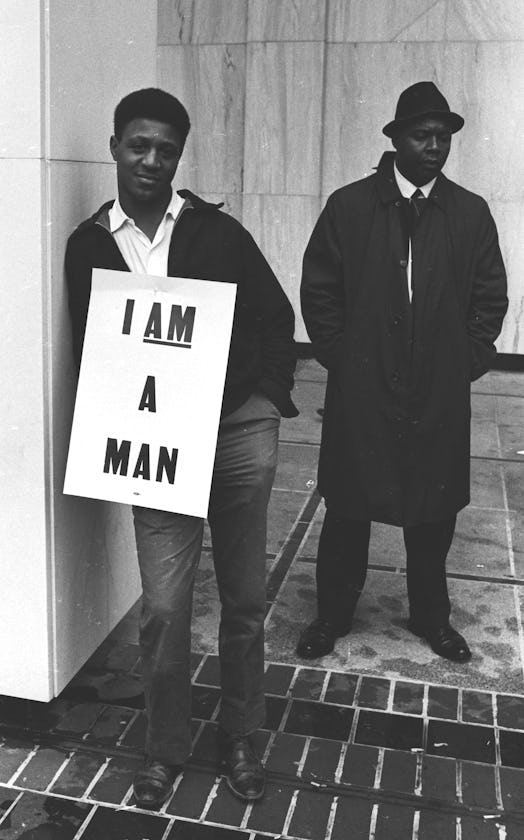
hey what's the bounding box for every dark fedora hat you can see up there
[382,81,464,137]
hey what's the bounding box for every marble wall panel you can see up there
[159,45,246,194]
[488,201,524,355]
[0,157,51,701]
[192,192,243,221]
[321,42,524,203]
[247,0,326,42]
[158,0,247,45]
[322,43,409,195]
[327,0,446,42]
[445,0,524,41]
[242,195,321,341]
[156,0,524,357]
[49,0,157,163]
[438,43,524,203]
[49,159,141,694]
[0,0,42,157]
[244,42,324,195]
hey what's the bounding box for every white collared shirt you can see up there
[393,163,436,301]
[108,190,185,276]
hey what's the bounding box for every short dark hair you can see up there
[114,88,191,146]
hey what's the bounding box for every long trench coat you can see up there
[301,152,508,526]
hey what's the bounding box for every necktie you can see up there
[409,188,426,235]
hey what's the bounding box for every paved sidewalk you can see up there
[0,361,523,838]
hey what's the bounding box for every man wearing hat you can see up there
[297,81,508,663]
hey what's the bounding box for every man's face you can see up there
[393,117,452,186]
[110,118,183,207]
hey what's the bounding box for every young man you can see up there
[298,81,508,664]
[66,88,297,808]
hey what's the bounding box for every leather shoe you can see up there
[296,618,351,659]
[217,729,265,801]
[408,620,472,662]
[133,758,182,809]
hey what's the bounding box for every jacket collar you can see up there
[74,189,223,236]
[375,151,449,211]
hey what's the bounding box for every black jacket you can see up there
[66,190,298,418]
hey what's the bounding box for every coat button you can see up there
[392,372,400,383]
[395,200,401,207]
[399,259,408,268]
[393,316,401,326]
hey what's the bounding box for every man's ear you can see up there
[109,135,119,161]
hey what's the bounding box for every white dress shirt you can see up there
[393,163,436,301]
[108,190,185,276]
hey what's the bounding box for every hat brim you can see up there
[382,110,464,138]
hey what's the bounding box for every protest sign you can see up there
[64,268,237,517]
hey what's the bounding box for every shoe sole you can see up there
[223,772,265,801]
[296,644,335,659]
[133,792,172,810]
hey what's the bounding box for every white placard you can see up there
[64,268,237,517]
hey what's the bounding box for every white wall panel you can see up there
[47,5,157,696]
[0,157,51,700]
[0,1,157,701]
[0,0,42,158]
[48,0,157,163]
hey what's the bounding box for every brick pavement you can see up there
[1,652,524,838]
[0,363,523,838]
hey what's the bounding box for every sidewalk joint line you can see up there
[116,709,140,747]
[7,745,39,786]
[494,762,504,812]
[456,760,463,804]
[412,809,420,840]
[120,783,135,807]
[200,777,221,822]
[494,396,524,684]
[369,801,379,839]
[71,804,98,840]
[0,791,24,829]
[414,752,424,796]
[335,741,349,784]
[297,736,311,778]
[325,795,339,840]
[348,706,361,745]
[373,748,385,789]
[265,488,320,616]
[319,670,332,703]
[45,750,74,793]
[352,675,364,709]
[281,788,300,837]
[160,818,177,840]
[386,679,396,713]
[457,689,463,724]
[82,755,111,799]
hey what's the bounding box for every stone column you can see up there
[0,0,157,701]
